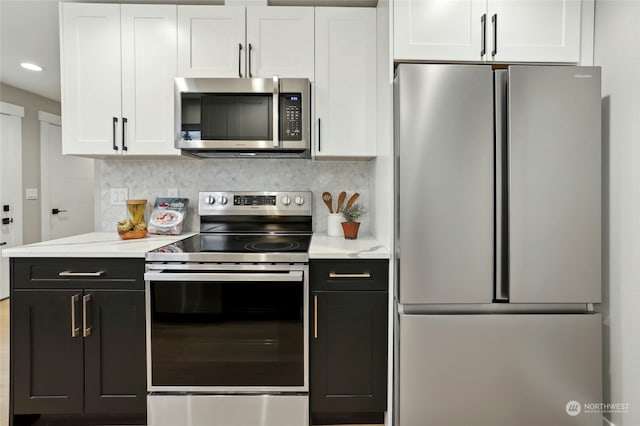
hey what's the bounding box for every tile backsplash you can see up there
[97,158,372,234]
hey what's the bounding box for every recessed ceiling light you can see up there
[20,62,44,72]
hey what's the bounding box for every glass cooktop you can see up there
[151,234,312,255]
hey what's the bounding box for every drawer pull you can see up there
[59,270,105,277]
[329,272,371,279]
[83,294,92,337]
[71,294,80,337]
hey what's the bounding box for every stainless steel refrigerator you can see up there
[394,64,602,426]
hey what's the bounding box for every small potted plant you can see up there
[341,203,365,239]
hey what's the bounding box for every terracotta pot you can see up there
[341,221,360,239]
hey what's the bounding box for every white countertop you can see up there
[309,233,390,259]
[2,231,389,260]
[2,232,195,258]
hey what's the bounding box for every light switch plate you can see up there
[25,188,38,200]
[110,188,128,206]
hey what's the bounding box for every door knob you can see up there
[0,242,7,246]
[1,218,13,225]
[52,208,68,215]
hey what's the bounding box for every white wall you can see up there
[594,2,640,425]
[0,83,61,244]
[374,1,395,425]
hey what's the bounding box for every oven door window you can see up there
[150,279,303,387]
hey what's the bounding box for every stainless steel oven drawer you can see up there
[148,394,308,426]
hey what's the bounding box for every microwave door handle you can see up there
[273,75,280,148]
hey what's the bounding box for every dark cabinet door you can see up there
[311,290,388,413]
[12,290,84,414]
[83,290,146,414]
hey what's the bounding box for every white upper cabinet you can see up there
[246,7,314,79]
[178,6,314,80]
[177,6,246,78]
[394,0,487,62]
[488,0,581,63]
[314,8,376,159]
[121,5,178,155]
[61,3,179,157]
[61,3,122,156]
[394,0,583,63]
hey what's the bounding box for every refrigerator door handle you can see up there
[494,69,509,302]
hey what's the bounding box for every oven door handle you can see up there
[144,270,303,282]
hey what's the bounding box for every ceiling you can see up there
[0,0,376,103]
[1,0,61,101]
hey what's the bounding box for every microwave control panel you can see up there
[281,94,303,140]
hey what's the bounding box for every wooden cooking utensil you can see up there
[336,191,346,213]
[344,192,360,211]
[322,192,334,213]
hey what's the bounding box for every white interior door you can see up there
[40,112,95,241]
[0,102,24,300]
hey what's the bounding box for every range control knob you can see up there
[281,195,291,206]
[217,196,228,205]
[294,195,305,206]
[204,195,215,205]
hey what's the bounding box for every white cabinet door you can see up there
[488,0,581,63]
[177,6,245,78]
[121,5,179,156]
[61,3,122,156]
[314,8,376,159]
[394,0,487,61]
[246,7,314,80]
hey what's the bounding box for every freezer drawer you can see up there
[398,313,602,426]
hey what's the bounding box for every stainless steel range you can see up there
[144,191,312,426]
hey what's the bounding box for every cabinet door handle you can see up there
[329,272,371,279]
[238,43,243,78]
[248,43,253,78]
[59,270,105,277]
[112,117,118,151]
[83,294,92,337]
[480,14,487,57]
[317,118,321,152]
[71,294,81,337]
[491,14,497,57]
[122,117,128,151]
[313,295,318,339]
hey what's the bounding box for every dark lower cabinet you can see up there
[10,258,147,425]
[13,290,85,414]
[83,290,146,414]
[310,259,389,425]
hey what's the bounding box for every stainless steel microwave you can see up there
[175,77,310,158]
